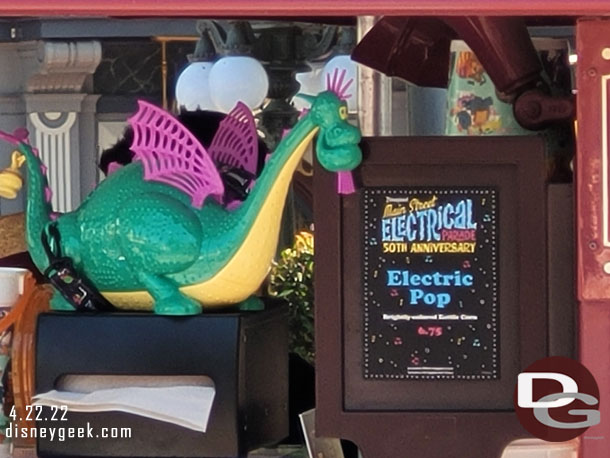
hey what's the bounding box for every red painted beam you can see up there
[576,18,610,458]
[0,0,607,17]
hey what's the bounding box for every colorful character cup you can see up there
[445,38,573,182]
[445,38,570,137]
[445,40,529,136]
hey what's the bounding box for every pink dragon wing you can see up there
[128,100,224,209]
[208,102,258,176]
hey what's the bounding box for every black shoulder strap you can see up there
[41,223,115,312]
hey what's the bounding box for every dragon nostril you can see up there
[324,125,352,148]
[324,123,361,148]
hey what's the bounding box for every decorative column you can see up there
[20,40,101,213]
[27,109,77,213]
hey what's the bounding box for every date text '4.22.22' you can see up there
[9,404,68,422]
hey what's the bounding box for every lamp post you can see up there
[254,25,311,149]
[254,23,348,149]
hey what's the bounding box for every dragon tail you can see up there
[0,129,54,273]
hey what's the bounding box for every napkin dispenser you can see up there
[35,302,288,457]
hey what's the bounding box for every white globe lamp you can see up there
[175,31,217,111]
[208,56,269,113]
[175,61,216,111]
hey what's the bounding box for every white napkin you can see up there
[33,375,216,433]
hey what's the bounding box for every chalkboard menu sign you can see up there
[362,187,499,380]
[315,137,548,455]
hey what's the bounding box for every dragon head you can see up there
[298,69,362,194]
[298,68,362,194]
[307,90,362,173]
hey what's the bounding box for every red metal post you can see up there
[576,18,610,458]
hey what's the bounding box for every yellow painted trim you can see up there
[103,128,319,310]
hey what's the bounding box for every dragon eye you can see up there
[339,106,348,120]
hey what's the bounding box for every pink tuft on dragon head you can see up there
[326,68,354,101]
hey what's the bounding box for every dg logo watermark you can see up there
[514,356,601,442]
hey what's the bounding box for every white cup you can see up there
[0,267,28,308]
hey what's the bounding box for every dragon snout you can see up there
[323,123,361,148]
[316,122,362,173]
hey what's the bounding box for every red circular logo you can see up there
[514,356,600,442]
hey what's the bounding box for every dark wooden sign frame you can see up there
[314,136,547,458]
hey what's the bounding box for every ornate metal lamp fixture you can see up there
[175,20,270,114]
[175,20,356,150]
